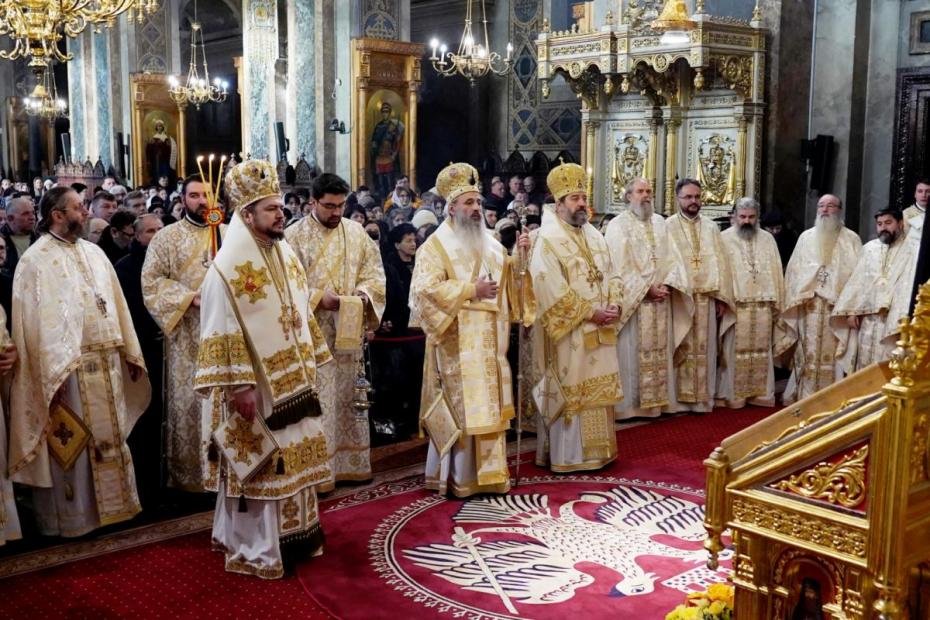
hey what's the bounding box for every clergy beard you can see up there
[565,207,589,228]
[737,222,758,241]
[631,201,653,221]
[815,212,842,236]
[878,230,898,245]
[453,208,487,257]
[185,206,206,225]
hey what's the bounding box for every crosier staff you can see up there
[513,202,529,487]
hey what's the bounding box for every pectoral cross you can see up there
[53,422,74,447]
[689,254,703,270]
[816,266,829,285]
[586,268,604,285]
[95,294,108,317]
[278,305,303,339]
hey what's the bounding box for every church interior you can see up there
[1,0,930,618]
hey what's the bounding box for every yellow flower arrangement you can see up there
[665,584,735,620]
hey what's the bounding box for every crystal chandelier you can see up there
[168,0,228,110]
[24,62,67,121]
[0,0,157,85]
[428,0,513,84]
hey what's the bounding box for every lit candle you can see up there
[430,37,438,60]
[506,42,513,60]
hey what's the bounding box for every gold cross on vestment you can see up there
[95,294,108,317]
[816,266,829,285]
[586,269,604,285]
[278,305,302,339]
[53,422,74,446]
[689,254,703,269]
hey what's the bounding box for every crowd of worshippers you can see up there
[0,159,923,581]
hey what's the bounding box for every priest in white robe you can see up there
[776,194,862,402]
[142,175,227,492]
[832,208,916,372]
[605,178,691,419]
[285,173,385,491]
[903,178,929,249]
[716,198,784,408]
[0,308,20,545]
[196,160,332,579]
[410,162,526,497]
[530,162,623,472]
[666,179,735,412]
[9,187,150,537]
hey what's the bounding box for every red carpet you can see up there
[299,407,772,620]
[0,528,333,619]
[0,407,770,619]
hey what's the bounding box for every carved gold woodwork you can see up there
[696,133,736,206]
[536,5,765,215]
[771,445,868,510]
[611,134,647,202]
[350,38,424,193]
[704,282,930,619]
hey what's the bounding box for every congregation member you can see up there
[286,173,385,490]
[115,214,165,509]
[124,190,148,217]
[142,174,226,492]
[90,190,118,222]
[832,208,915,372]
[529,162,622,472]
[9,187,150,537]
[196,159,331,579]
[716,198,784,409]
[776,194,861,403]
[666,178,735,412]
[605,178,690,419]
[97,209,136,264]
[1,194,37,274]
[484,175,508,216]
[411,162,524,496]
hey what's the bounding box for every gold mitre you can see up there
[547,161,587,201]
[224,159,281,211]
[435,162,481,203]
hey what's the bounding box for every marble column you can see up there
[333,0,353,179]
[92,31,114,167]
[67,35,88,162]
[286,0,315,165]
[242,0,278,160]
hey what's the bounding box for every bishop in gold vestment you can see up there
[605,178,691,419]
[196,160,332,579]
[776,194,862,403]
[411,163,523,497]
[9,187,150,537]
[716,198,784,408]
[142,178,227,491]
[530,163,623,472]
[666,179,735,412]
[832,208,915,372]
[285,174,385,490]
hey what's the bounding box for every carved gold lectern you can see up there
[704,283,930,619]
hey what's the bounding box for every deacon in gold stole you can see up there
[775,194,861,403]
[716,198,784,408]
[665,178,735,412]
[831,208,915,372]
[142,174,227,492]
[8,187,151,537]
[411,162,529,497]
[605,177,692,420]
[285,173,385,491]
[529,162,623,472]
[196,160,333,579]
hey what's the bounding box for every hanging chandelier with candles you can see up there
[167,0,228,110]
[428,0,513,84]
[24,62,68,121]
[0,0,157,83]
